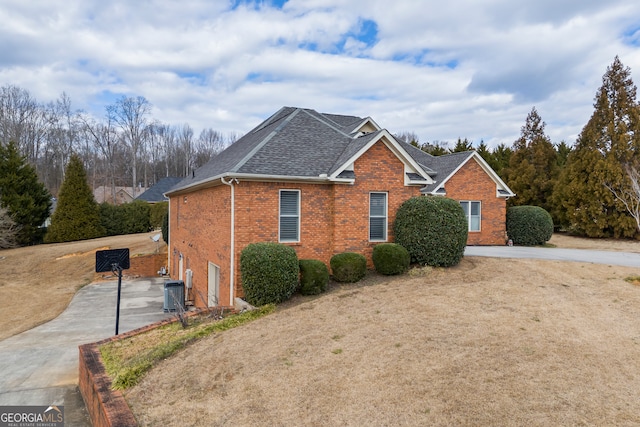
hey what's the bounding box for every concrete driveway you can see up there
[465,245,640,268]
[0,278,173,426]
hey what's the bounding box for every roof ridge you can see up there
[231,108,302,173]
[299,109,355,138]
[251,106,295,134]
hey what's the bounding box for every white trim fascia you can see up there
[329,130,435,184]
[165,172,358,196]
[471,152,515,197]
[350,116,382,134]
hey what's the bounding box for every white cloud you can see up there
[1,0,639,146]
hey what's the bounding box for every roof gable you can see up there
[166,107,510,197]
[329,130,435,185]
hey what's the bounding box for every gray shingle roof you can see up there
[136,177,184,202]
[167,107,491,195]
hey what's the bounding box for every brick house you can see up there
[165,107,514,307]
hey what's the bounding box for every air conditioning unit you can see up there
[185,269,193,289]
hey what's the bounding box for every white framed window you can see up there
[460,201,481,232]
[279,190,300,242]
[369,192,388,241]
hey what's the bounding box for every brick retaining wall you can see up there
[78,309,233,427]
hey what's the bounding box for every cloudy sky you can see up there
[2,0,640,147]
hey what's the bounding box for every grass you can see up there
[624,275,640,285]
[99,305,275,390]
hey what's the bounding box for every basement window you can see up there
[279,190,300,242]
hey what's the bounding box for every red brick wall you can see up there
[332,140,421,263]
[444,157,507,245]
[170,185,232,307]
[78,343,138,427]
[129,253,167,278]
[169,144,507,308]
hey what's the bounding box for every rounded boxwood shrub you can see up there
[372,243,410,275]
[240,242,299,305]
[507,205,554,246]
[330,252,367,283]
[299,259,330,295]
[394,196,468,267]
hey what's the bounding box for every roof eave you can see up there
[165,172,358,197]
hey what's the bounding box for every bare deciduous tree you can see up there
[0,207,20,249]
[108,96,152,197]
[605,164,640,232]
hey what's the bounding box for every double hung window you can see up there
[460,201,481,231]
[369,192,388,241]
[279,190,300,242]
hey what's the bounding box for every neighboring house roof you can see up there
[166,106,514,198]
[93,186,148,204]
[136,177,183,202]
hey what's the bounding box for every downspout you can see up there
[221,177,238,306]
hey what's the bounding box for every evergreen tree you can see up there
[506,107,559,215]
[450,137,473,153]
[0,141,51,245]
[555,141,572,169]
[420,140,449,156]
[475,140,493,165]
[45,154,106,242]
[489,143,513,179]
[554,57,640,237]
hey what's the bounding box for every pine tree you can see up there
[475,140,493,164]
[45,154,106,242]
[554,57,640,237]
[450,137,473,153]
[488,143,513,179]
[0,141,51,245]
[506,108,558,216]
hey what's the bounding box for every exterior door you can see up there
[208,262,220,307]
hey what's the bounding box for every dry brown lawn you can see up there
[0,232,164,341]
[126,240,640,426]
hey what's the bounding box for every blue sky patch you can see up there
[622,25,640,46]
[230,0,287,10]
[354,19,378,46]
[177,71,208,86]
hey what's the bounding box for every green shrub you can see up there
[507,206,554,246]
[299,259,330,295]
[161,210,169,245]
[121,200,152,234]
[149,201,168,229]
[372,243,410,275]
[330,252,367,283]
[394,196,468,267]
[99,200,152,236]
[240,242,299,305]
[100,202,124,236]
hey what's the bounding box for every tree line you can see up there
[399,56,640,239]
[0,87,237,199]
[1,56,639,247]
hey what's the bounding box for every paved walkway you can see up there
[0,278,173,425]
[464,245,640,267]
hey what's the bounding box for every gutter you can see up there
[166,173,337,196]
[220,177,238,306]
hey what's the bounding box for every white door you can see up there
[208,262,220,307]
